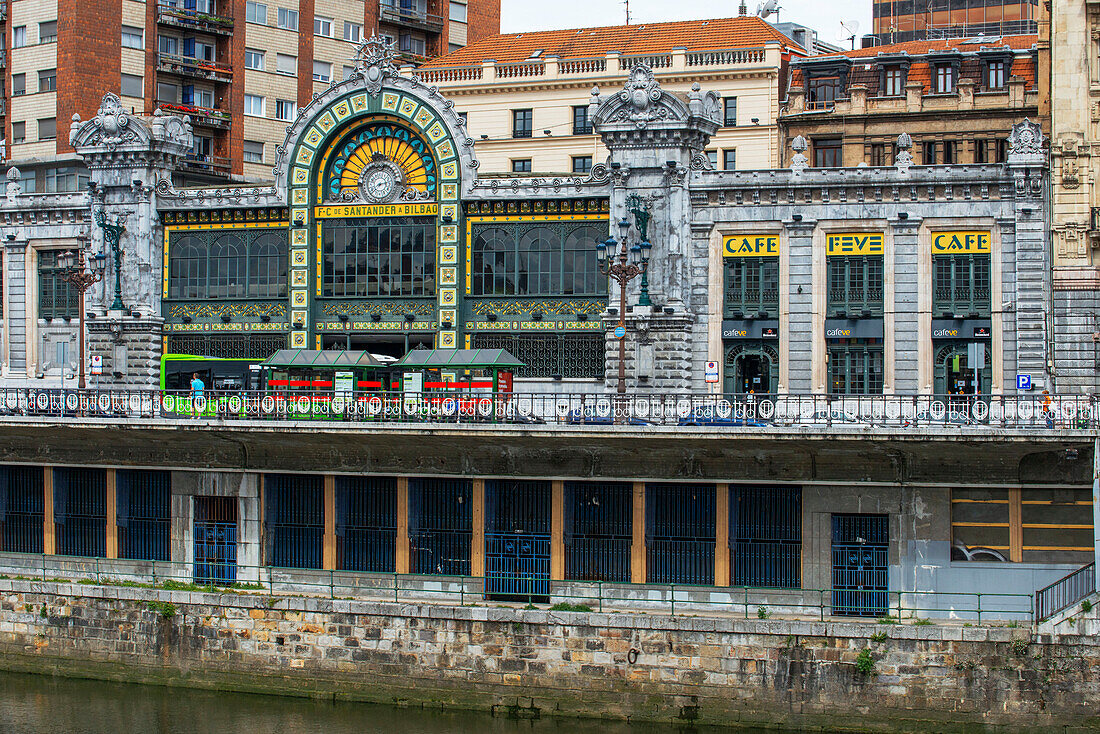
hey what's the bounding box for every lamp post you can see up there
[58,238,106,389]
[94,208,126,311]
[596,215,652,404]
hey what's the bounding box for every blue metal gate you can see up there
[54,468,107,558]
[646,483,715,585]
[564,481,631,583]
[485,480,550,601]
[0,466,44,554]
[264,474,323,569]
[117,470,171,561]
[194,496,237,585]
[831,514,889,616]
[731,485,801,588]
[336,476,396,572]
[409,478,471,576]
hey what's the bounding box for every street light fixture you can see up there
[59,236,106,389]
[596,212,652,407]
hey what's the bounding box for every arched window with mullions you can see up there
[563,225,603,295]
[169,236,207,300]
[208,234,246,299]
[248,231,288,298]
[517,227,558,295]
[471,227,516,296]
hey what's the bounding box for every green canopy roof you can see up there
[260,349,386,369]
[393,348,524,369]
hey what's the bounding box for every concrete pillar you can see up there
[3,239,28,375]
[323,475,336,571]
[715,484,730,587]
[631,482,646,583]
[240,474,260,580]
[785,221,817,392]
[471,479,485,578]
[890,219,922,392]
[396,477,409,574]
[169,471,260,582]
[551,480,564,581]
[43,467,54,555]
[105,469,118,559]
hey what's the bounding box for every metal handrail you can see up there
[0,551,1036,624]
[0,388,1095,430]
[1036,562,1096,621]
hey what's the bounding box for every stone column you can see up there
[890,218,922,393]
[4,238,27,375]
[785,221,817,392]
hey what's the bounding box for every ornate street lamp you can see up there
[596,213,651,404]
[94,208,127,311]
[58,237,106,389]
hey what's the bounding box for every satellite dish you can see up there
[757,0,779,19]
[836,19,860,48]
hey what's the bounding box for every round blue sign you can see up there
[614,325,626,339]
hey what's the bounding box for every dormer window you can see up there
[883,66,904,96]
[933,64,955,94]
[986,60,1006,90]
[808,77,841,110]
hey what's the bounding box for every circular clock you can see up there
[358,158,404,203]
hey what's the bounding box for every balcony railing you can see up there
[1036,562,1095,621]
[378,0,444,32]
[157,5,234,35]
[157,102,232,129]
[180,153,232,175]
[2,389,1097,431]
[157,53,233,83]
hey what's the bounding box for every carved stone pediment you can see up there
[70,93,192,163]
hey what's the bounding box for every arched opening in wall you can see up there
[319,120,437,204]
[724,343,779,394]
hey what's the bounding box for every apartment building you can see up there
[871,0,1038,44]
[778,35,1038,168]
[4,0,499,186]
[411,15,807,174]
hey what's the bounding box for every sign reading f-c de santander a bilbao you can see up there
[932,231,991,254]
[723,234,778,257]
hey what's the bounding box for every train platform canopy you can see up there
[260,350,387,369]
[393,348,524,369]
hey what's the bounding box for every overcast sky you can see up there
[500,0,873,46]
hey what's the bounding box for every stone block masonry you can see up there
[2,579,1100,732]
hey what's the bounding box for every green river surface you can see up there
[0,669,781,734]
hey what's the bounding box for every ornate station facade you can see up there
[0,37,1080,397]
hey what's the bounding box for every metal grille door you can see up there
[409,478,471,576]
[118,470,171,561]
[336,476,397,572]
[264,474,324,569]
[831,514,889,616]
[646,484,716,586]
[564,481,632,583]
[0,466,44,554]
[194,496,237,585]
[54,468,107,558]
[731,485,801,588]
[485,480,551,601]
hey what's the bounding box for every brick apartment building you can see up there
[5,0,499,188]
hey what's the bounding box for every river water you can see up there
[0,670,771,734]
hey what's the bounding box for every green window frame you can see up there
[933,254,991,317]
[724,257,779,318]
[37,250,79,319]
[168,229,288,301]
[827,340,884,395]
[827,255,884,317]
[470,222,606,297]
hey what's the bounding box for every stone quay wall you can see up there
[1,579,1098,732]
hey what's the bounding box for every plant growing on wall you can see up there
[855,647,875,676]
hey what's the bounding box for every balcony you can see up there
[158,102,232,129]
[378,0,444,32]
[158,53,233,83]
[157,5,234,35]
[179,154,232,176]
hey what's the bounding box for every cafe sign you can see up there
[723,234,778,258]
[932,231,990,254]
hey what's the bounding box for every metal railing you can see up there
[1036,562,1096,621]
[0,388,1096,430]
[0,551,1035,624]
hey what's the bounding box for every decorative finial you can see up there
[354,35,398,95]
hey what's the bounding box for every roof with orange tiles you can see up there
[788,34,1037,95]
[420,16,804,68]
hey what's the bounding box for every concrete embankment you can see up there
[1,578,1098,732]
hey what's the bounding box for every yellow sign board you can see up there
[932,231,991,254]
[827,232,884,256]
[723,234,778,258]
[314,203,440,219]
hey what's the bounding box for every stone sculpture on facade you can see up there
[789,136,808,173]
[353,35,399,95]
[894,132,914,173]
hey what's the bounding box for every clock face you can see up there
[363,167,397,202]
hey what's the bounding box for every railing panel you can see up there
[1037,562,1096,621]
